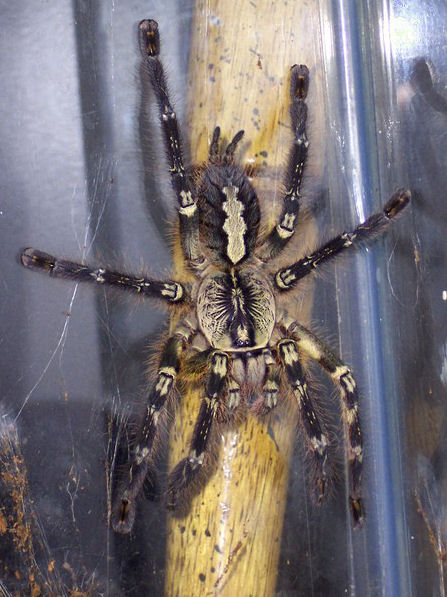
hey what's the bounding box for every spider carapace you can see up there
[21,19,410,533]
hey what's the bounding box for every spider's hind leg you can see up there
[277,339,329,503]
[112,319,196,534]
[256,348,281,415]
[167,351,229,508]
[280,316,364,525]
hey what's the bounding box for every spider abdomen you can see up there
[197,269,275,351]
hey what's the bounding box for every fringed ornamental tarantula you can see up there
[21,19,410,534]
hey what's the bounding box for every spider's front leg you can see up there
[258,64,310,261]
[280,315,364,525]
[167,351,229,508]
[112,318,197,533]
[139,19,202,268]
[274,188,411,290]
[277,339,329,502]
[21,248,185,304]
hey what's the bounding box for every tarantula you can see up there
[21,19,410,534]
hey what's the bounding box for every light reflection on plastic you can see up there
[390,15,423,57]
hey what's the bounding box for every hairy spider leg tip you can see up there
[350,497,365,528]
[139,19,160,58]
[20,247,35,267]
[316,475,328,504]
[166,456,202,509]
[384,188,411,219]
[21,247,54,270]
[290,64,310,100]
[112,495,136,534]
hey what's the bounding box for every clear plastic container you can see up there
[1,1,446,595]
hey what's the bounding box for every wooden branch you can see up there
[167,1,324,594]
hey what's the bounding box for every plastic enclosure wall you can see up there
[1,1,446,596]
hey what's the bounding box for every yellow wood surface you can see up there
[166,1,325,595]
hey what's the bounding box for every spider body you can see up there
[198,163,260,267]
[21,18,410,534]
[196,268,276,351]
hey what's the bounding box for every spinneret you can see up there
[21,18,410,533]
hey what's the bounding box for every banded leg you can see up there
[167,351,229,507]
[277,339,329,502]
[275,188,411,290]
[280,316,363,524]
[258,65,310,261]
[139,19,202,266]
[112,321,196,533]
[262,349,281,412]
[21,248,185,303]
[227,376,241,410]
